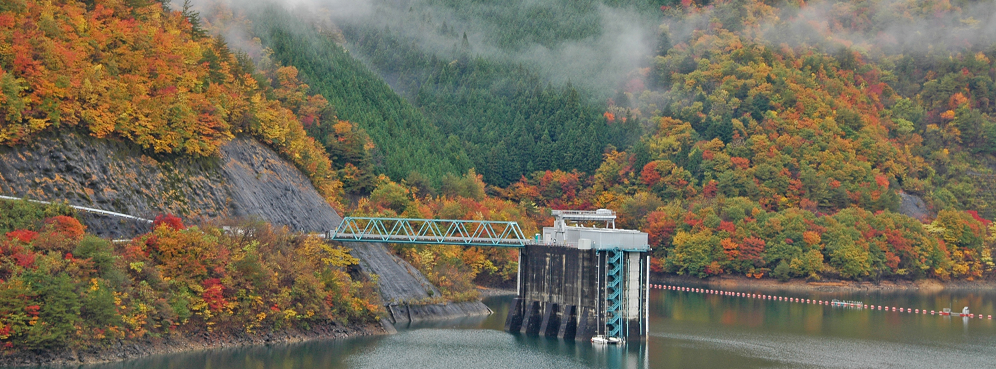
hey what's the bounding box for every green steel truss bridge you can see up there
[328,217,529,247]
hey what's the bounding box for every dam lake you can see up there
[75,286,996,369]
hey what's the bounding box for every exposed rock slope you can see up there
[0,133,338,235]
[348,242,492,325]
[0,133,489,321]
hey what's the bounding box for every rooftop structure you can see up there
[550,209,617,227]
[542,209,649,252]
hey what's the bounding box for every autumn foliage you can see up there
[0,213,378,351]
[0,0,384,208]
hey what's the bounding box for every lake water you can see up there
[75,285,996,369]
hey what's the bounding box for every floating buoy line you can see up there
[651,284,993,320]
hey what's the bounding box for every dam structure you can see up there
[329,209,650,343]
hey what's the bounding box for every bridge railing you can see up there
[329,217,528,247]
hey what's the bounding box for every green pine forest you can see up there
[248,7,473,184]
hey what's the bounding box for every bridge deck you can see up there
[329,217,529,247]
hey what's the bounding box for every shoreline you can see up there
[0,321,385,368]
[476,286,517,297]
[651,274,996,293]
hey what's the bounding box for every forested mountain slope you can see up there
[567,0,996,280]
[0,0,356,207]
[0,1,394,357]
[327,0,996,283]
[0,1,502,359]
[333,0,656,186]
[344,27,641,186]
[244,6,473,186]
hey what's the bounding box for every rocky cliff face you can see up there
[0,133,339,236]
[0,132,489,321]
[348,242,492,325]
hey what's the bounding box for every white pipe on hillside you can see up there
[0,195,153,223]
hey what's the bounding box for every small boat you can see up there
[943,307,970,317]
[591,335,623,345]
[830,299,864,308]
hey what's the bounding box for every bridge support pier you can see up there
[504,298,525,332]
[539,303,560,337]
[557,305,577,340]
[520,300,542,335]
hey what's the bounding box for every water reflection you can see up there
[650,286,996,368]
[68,287,996,369]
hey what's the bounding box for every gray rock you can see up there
[899,191,931,221]
[0,134,338,236]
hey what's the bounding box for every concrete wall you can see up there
[505,245,648,341]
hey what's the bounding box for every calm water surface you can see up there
[75,286,996,369]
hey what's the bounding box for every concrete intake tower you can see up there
[504,209,650,342]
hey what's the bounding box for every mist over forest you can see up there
[188,0,660,101]
[125,0,996,280]
[181,0,996,139]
